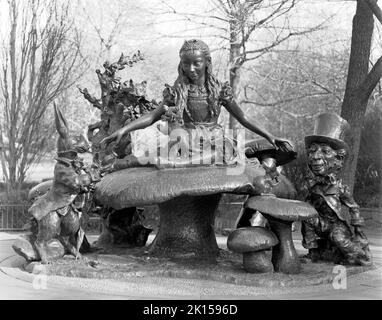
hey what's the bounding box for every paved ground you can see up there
[0,222,381,300]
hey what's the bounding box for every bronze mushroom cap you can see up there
[94,165,265,209]
[227,226,278,253]
[227,226,279,273]
[244,194,317,222]
[245,138,297,167]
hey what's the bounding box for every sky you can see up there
[0,0,362,55]
[144,0,356,48]
[1,0,379,101]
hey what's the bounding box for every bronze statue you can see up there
[78,52,154,248]
[101,39,293,168]
[93,40,299,261]
[78,51,152,165]
[301,113,372,266]
[12,104,102,264]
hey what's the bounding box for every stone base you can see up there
[22,246,375,288]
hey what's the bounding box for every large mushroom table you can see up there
[94,164,296,260]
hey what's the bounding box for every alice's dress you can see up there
[154,81,245,168]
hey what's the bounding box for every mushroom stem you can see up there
[149,194,221,260]
[243,251,273,273]
[267,218,301,274]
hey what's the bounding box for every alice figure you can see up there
[102,39,292,169]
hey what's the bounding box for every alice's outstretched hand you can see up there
[100,128,126,148]
[270,137,294,153]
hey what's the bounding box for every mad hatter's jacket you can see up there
[305,173,364,227]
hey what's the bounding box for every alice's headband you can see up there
[179,39,211,59]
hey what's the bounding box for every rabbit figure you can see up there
[13,104,102,264]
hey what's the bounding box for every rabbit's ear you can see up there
[54,102,69,140]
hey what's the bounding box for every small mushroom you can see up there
[244,195,318,274]
[227,226,279,273]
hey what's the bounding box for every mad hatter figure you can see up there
[301,113,372,266]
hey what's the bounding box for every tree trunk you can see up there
[7,0,19,199]
[229,19,242,130]
[340,0,374,192]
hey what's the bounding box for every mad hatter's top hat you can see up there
[305,113,350,151]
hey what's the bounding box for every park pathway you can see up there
[0,222,381,300]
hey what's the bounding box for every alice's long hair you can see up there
[173,40,221,120]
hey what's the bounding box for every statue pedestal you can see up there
[20,248,375,290]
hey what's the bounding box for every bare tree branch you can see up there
[359,55,382,100]
[241,91,334,107]
[242,0,295,45]
[310,79,343,102]
[245,25,325,60]
[0,0,86,196]
[365,0,382,25]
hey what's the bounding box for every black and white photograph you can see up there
[0,0,381,306]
